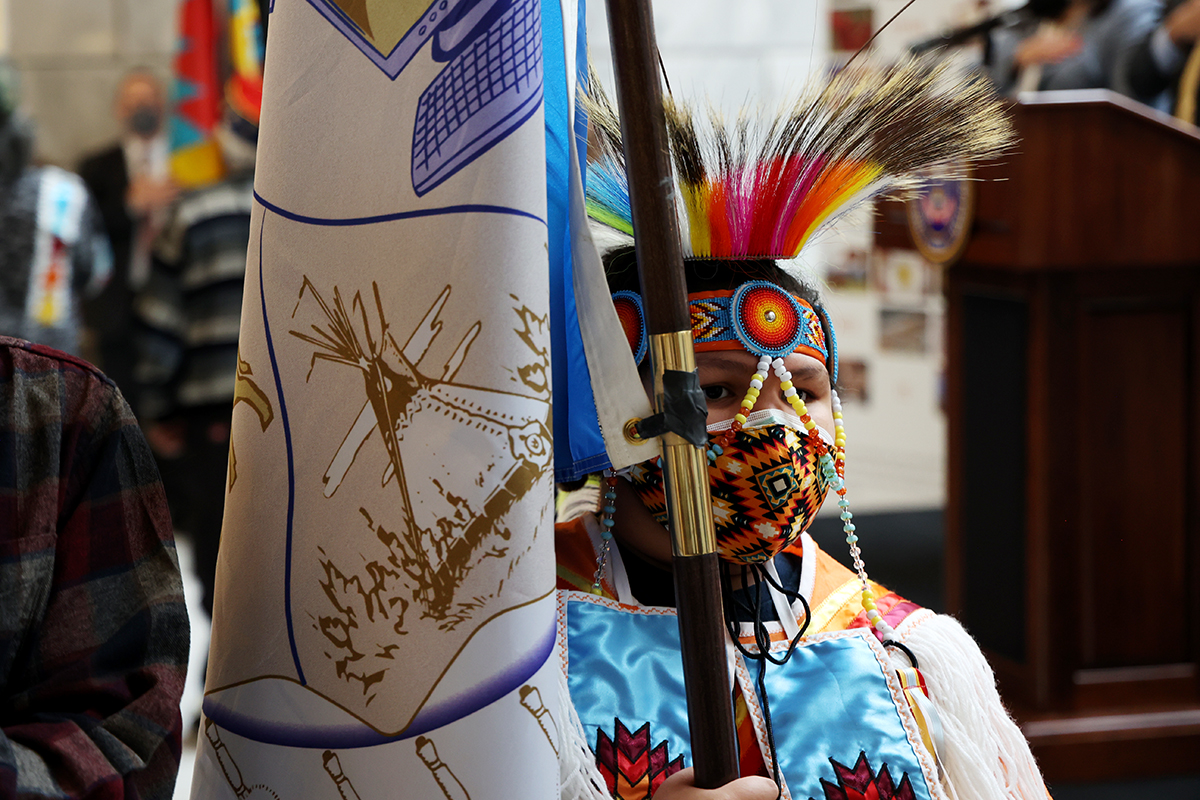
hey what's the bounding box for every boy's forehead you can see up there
[694,351,758,371]
[695,349,829,378]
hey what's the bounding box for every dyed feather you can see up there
[584,59,1014,261]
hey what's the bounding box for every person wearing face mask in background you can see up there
[78,69,179,407]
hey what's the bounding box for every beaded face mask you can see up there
[626,410,832,563]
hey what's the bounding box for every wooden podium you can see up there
[876,90,1200,782]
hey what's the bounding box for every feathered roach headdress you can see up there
[585,59,1014,261]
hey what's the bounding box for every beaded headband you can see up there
[612,281,839,382]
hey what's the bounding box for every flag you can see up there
[168,0,226,187]
[545,4,656,483]
[190,0,600,796]
[191,0,655,795]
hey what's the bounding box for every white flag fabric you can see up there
[192,0,570,796]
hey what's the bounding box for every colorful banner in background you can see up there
[169,0,226,187]
[191,0,572,796]
[170,0,265,187]
[226,0,265,130]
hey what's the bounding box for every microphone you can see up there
[910,3,1031,54]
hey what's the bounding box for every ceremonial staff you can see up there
[603,0,739,789]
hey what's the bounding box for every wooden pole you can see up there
[603,0,739,789]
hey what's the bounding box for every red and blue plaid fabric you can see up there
[0,336,188,798]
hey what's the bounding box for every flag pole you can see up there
[603,0,739,789]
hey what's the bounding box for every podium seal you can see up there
[906,169,974,265]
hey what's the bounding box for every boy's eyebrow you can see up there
[695,355,755,374]
[789,363,829,382]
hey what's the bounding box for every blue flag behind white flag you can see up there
[546,0,657,483]
[545,0,608,482]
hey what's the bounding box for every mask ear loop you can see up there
[721,560,812,799]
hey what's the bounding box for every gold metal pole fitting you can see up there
[648,331,717,558]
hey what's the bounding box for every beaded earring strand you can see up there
[591,470,620,594]
[778,372,898,646]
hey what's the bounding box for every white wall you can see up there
[9,0,177,168]
[0,0,9,56]
[588,0,831,116]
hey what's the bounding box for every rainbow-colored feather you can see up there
[585,60,1013,261]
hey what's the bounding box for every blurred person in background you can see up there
[1126,0,1200,117]
[135,109,256,618]
[0,335,188,799]
[0,65,111,355]
[79,69,179,407]
[987,0,1161,97]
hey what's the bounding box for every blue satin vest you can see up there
[562,590,943,800]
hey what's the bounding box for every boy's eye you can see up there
[702,385,733,401]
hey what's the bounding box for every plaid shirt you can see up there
[0,337,188,798]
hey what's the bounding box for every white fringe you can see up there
[558,654,613,800]
[899,614,1046,800]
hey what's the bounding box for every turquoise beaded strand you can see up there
[591,471,620,594]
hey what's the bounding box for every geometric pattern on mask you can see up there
[756,463,799,509]
[627,423,830,564]
[709,424,827,563]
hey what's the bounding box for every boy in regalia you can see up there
[554,62,1049,800]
